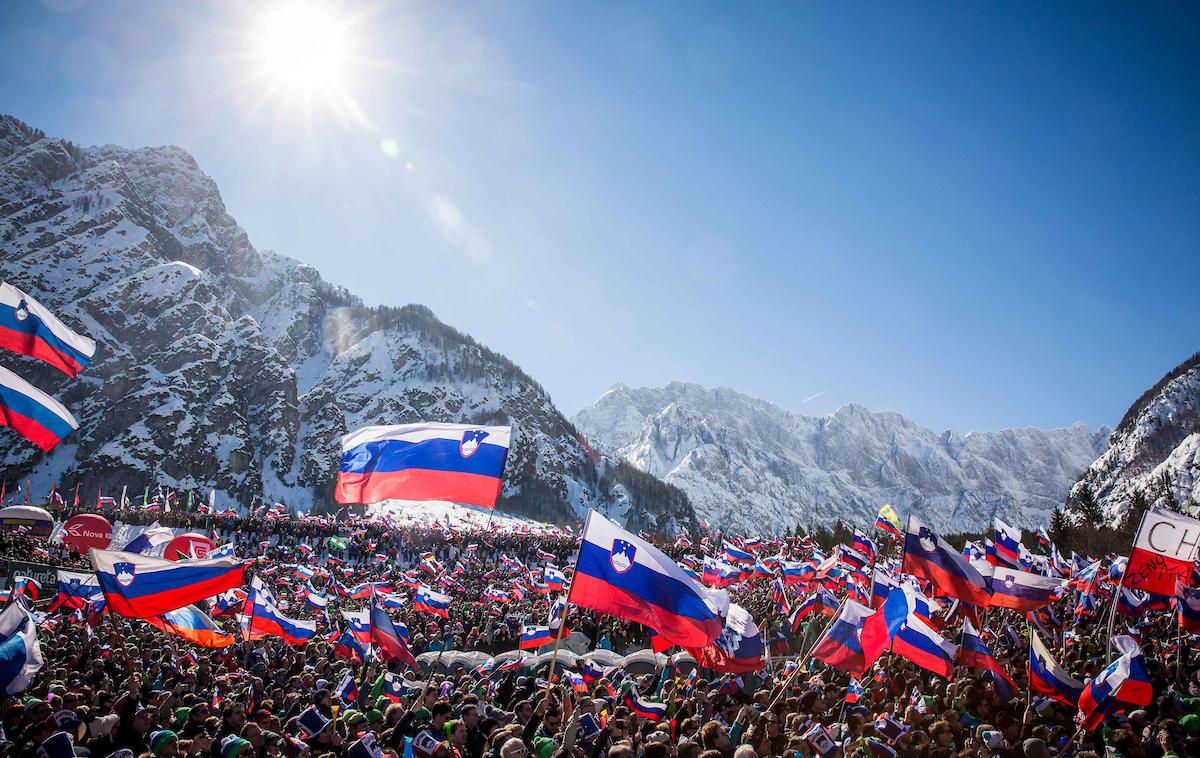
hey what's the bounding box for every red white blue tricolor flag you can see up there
[688,603,765,674]
[0,282,95,378]
[1123,506,1200,596]
[335,422,511,508]
[0,365,78,452]
[1077,635,1153,730]
[902,515,991,607]
[1028,628,1084,706]
[90,548,246,619]
[570,509,729,648]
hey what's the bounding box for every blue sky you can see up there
[2,1,1197,432]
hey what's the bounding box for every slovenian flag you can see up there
[957,620,1015,702]
[623,690,667,721]
[862,586,958,679]
[1176,580,1200,633]
[1028,629,1084,705]
[91,549,246,618]
[244,577,316,644]
[335,422,511,508]
[370,601,418,668]
[983,565,1066,612]
[780,560,814,586]
[722,540,755,565]
[0,282,95,378]
[845,677,865,703]
[902,515,991,607]
[570,510,729,649]
[46,570,102,612]
[0,365,78,451]
[688,603,765,674]
[334,670,358,703]
[520,625,555,649]
[146,604,235,648]
[991,517,1023,568]
[812,599,875,675]
[1077,635,1153,730]
[414,586,452,618]
[0,601,43,695]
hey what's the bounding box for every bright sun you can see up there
[250,1,354,96]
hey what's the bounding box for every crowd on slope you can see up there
[0,505,1198,758]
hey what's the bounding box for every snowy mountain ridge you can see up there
[573,381,1111,533]
[1067,351,1200,522]
[0,114,691,531]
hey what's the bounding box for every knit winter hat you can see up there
[149,729,178,756]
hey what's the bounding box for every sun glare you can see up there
[251,1,353,96]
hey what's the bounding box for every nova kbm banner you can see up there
[1124,506,1200,596]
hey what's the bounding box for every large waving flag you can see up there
[984,565,1066,612]
[1028,629,1084,706]
[0,282,95,377]
[0,365,78,451]
[1077,636,1153,730]
[90,549,246,618]
[861,585,959,678]
[1124,506,1200,596]
[146,605,235,648]
[46,570,102,613]
[342,609,371,645]
[335,422,511,508]
[571,510,729,648]
[413,586,451,618]
[957,620,1016,702]
[902,515,991,606]
[688,603,765,674]
[811,599,875,675]
[0,601,43,695]
[121,522,175,555]
[244,577,316,644]
[370,601,417,668]
[721,540,755,565]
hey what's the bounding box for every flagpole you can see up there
[765,606,840,711]
[1024,619,1033,715]
[1105,512,1142,662]
[544,518,585,700]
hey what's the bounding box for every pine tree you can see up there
[1075,484,1105,525]
[1048,507,1069,543]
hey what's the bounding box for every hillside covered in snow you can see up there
[1067,351,1200,522]
[0,115,692,531]
[574,382,1110,533]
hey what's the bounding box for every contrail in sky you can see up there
[801,391,826,404]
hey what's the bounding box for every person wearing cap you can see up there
[218,734,251,758]
[148,728,179,757]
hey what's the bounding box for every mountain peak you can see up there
[0,118,693,532]
[574,380,1107,533]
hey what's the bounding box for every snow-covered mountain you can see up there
[0,115,692,531]
[1067,352,1200,522]
[573,382,1110,534]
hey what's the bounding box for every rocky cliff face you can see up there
[0,115,692,531]
[574,382,1110,534]
[1067,352,1200,522]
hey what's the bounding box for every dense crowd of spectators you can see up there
[1,505,1198,758]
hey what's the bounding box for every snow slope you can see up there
[1067,352,1200,521]
[0,115,691,532]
